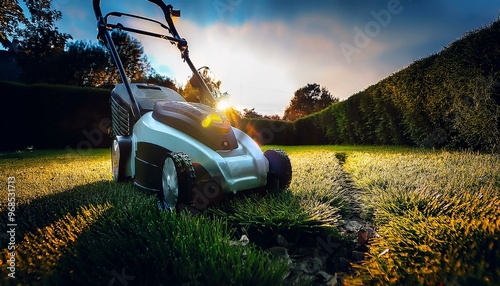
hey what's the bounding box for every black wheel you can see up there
[158,152,196,211]
[264,148,292,192]
[111,136,131,182]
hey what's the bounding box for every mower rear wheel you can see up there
[111,136,131,182]
[264,148,292,192]
[158,152,196,211]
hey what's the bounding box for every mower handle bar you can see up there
[147,0,182,40]
[93,0,216,107]
[103,11,187,46]
[93,0,102,19]
[93,0,181,41]
[93,0,143,120]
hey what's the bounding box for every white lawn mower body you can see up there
[94,0,292,210]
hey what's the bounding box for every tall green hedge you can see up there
[237,118,296,145]
[0,81,111,151]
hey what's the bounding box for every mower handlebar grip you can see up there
[171,9,181,17]
[148,0,166,8]
[148,0,170,15]
[93,0,102,18]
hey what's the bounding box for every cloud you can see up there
[132,11,430,115]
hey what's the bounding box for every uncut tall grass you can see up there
[343,150,500,285]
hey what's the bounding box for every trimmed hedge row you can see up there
[0,81,111,151]
[0,81,317,150]
[236,118,327,146]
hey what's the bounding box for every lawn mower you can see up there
[93,0,292,211]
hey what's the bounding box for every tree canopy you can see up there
[63,40,108,86]
[2,0,72,82]
[0,0,26,49]
[0,1,176,87]
[182,66,227,103]
[64,33,175,88]
[284,83,338,121]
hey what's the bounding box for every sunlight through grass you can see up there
[343,150,500,285]
[0,147,498,285]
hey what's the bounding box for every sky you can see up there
[35,0,500,115]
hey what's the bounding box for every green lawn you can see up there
[0,146,498,285]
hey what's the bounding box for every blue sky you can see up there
[46,0,500,115]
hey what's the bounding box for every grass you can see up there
[0,149,289,285]
[0,146,498,285]
[342,149,500,285]
[210,147,357,249]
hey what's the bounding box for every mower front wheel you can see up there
[111,136,131,182]
[158,152,196,211]
[264,148,292,192]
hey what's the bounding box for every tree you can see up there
[264,114,282,120]
[284,83,338,121]
[104,30,151,85]
[0,0,26,49]
[182,66,226,103]
[242,108,263,119]
[11,0,72,82]
[181,80,202,102]
[64,40,109,86]
[63,32,156,87]
[141,71,177,91]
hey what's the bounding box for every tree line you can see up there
[1,0,174,87]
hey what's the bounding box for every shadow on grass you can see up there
[0,181,289,286]
[0,180,144,243]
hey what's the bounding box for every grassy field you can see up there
[0,146,498,285]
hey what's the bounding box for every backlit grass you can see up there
[0,149,289,285]
[210,148,357,248]
[343,150,500,285]
[0,147,498,285]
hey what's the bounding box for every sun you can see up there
[216,98,232,111]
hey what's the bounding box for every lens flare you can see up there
[216,99,232,111]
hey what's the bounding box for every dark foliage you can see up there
[284,83,339,121]
[0,81,111,151]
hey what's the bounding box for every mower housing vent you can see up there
[110,83,186,136]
